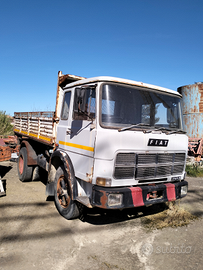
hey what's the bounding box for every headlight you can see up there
[181,185,188,196]
[108,194,123,207]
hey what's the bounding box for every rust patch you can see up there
[64,157,75,200]
[0,146,12,162]
[198,84,203,113]
[184,116,188,127]
[22,140,37,165]
[99,190,108,208]
[58,72,86,87]
[54,71,86,121]
[194,105,198,113]
[86,167,93,183]
[0,136,19,162]
[85,173,92,183]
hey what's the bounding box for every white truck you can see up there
[14,71,188,219]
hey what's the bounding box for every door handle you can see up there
[66,128,72,135]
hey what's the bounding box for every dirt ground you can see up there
[0,161,203,270]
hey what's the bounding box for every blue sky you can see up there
[0,0,203,116]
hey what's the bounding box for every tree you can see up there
[0,111,13,137]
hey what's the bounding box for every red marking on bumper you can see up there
[129,187,144,207]
[164,183,176,201]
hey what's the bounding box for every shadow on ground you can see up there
[0,164,13,178]
[80,202,167,225]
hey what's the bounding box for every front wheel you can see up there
[54,167,79,220]
[17,147,33,182]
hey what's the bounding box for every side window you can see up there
[73,88,96,120]
[61,91,71,120]
[87,89,96,118]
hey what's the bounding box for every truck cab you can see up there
[52,73,188,218]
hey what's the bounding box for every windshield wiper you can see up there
[144,127,171,134]
[118,123,186,134]
[118,123,150,132]
[166,129,187,135]
[144,126,186,134]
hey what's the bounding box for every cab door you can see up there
[56,87,96,182]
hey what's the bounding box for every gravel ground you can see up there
[0,161,203,270]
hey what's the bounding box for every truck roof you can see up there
[62,75,181,97]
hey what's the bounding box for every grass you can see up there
[141,201,198,230]
[185,164,203,177]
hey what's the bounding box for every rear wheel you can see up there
[17,147,33,182]
[54,166,79,220]
[32,166,48,184]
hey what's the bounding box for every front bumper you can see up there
[91,181,188,209]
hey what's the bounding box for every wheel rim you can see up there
[56,175,70,208]
[19,155,24,175]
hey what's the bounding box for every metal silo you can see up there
[178,83,203,138]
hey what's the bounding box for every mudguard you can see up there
[21,140,37,166]
[46,150,78,199]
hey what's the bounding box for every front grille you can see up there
[136,167,155,178]
[114,152,185,182]
[173,164,185,174]
[114,167,135,179]
[174,153,185,162]
[158,154,173,163]
[115,153,136,165]
[137,154,156,164]
[156,165,172,176]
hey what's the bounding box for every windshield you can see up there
[100,83,183,130]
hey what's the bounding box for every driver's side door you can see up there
[57,87,96,182]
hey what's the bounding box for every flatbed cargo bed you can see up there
[14,111,56,145]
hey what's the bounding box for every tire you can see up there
[17,147,33,182]
[32,166,48,184]
[54,166,79,220]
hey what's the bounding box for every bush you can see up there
[0,111,13,137]
[185,164,203,177]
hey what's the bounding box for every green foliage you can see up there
[185,164,203,177]
[0,111,13,137]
